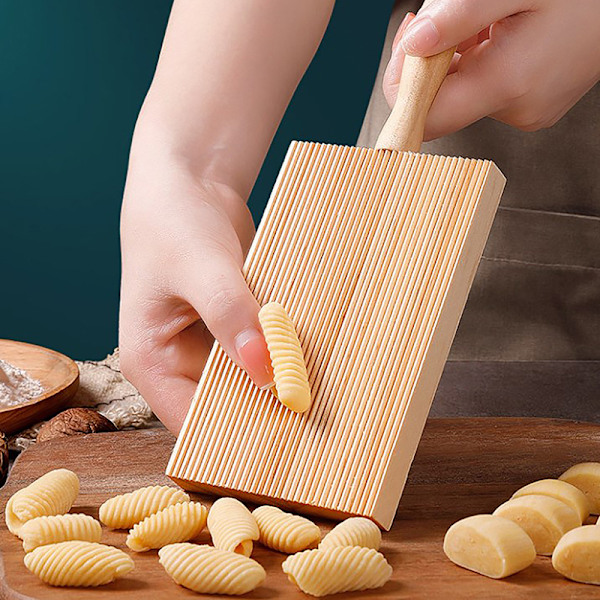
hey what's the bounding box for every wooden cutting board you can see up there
[1,417,599,599]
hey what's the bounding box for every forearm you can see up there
[132,0,334,199]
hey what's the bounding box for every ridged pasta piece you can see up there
[126,501,208,552]
[258,302,311,413]
[319,517,381,551]
[207,497,259,556]
[5,469,79,537]
[21,513,102,553]
[282,546,392,596]
[99,485,189,529]
[24,541,134,587]
[158,543,266,595]
[252,505,321,553]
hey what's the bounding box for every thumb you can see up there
[183,249,273,389]
[400,0,526,56]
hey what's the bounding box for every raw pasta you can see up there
[24,541,134,587]
[207,497,259,556]
[282,546,392,596]
[5,469,79,537]
[21,513,102,553]
[560,463,600,515]
[319,517,381,551]
[158,543,266,595]
[252,505,321,553]
[512,479,590,523]
[258,302,311,413]
[552,525,600,585]
[99,485,189,529]
[444,514,536,579]
[126,501,208,552]
[493,494,579,555]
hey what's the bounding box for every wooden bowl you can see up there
[0,340,79,435]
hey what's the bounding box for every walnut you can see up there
[0,431,8,485]
[37,408,117,443]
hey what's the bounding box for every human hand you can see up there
[119,150,272,434]
[384,0,600,139]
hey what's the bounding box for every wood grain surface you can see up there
[1,417,599,599]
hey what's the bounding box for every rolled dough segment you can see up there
[559,463,600,515]
[443,514,535,579]
[512,479,590,523]
[552,525,600,585]
[493,495,579,555]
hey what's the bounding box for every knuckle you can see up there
[202,286,245,329]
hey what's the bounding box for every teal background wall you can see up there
[1,0,392,360]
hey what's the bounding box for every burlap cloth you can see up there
[9,349,160,452]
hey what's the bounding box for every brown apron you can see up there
[359,1,600,418]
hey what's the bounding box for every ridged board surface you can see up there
[167,142,505,529]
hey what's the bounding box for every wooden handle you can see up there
[375,47,455,152]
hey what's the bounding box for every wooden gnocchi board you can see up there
[1,417,599,599]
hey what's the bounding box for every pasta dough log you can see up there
[252,505,321,553]
[560,463,600,515]
[282,546,392,597]
[207,497,259,556]
[5,469,79,537]
[443,514,536,579]
[258,301,311,413]
[552,525,600,585]
[493,494,580,555]
[24,541,134,587]
[319,517,381,551]
[126,501,208,552]
[21,513,102,553]
[99,485,189,529]
[512,478,590,523]
[158,543,266,595]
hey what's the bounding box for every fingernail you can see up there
[234,328,274,389]
[401,16,440,55]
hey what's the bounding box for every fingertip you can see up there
[234,327,274,389]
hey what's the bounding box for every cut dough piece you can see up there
[443,514,535,579]
[512,479,590,523]
[560,463,600,515]
[552,525,600,585]
[493,495,579,555]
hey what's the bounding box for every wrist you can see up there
[129,93,260,201]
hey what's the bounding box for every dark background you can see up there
[0,1,392,360]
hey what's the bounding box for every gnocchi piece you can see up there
[443,514,535,579]
[24,541,134,587]
[319,517,381,551]
[126,501,208,552]
[258,301,311,413]
[99,485,189,529]
[560,463,600,515]
[207,497,259,556]
[552,525,600,585]
[5,469,79,537]
[512,478,590,523]
[252,505,320,553]
[158,543,266,595]
[493,494,579,555]
[282,546,392,597]
[21,513,102,553]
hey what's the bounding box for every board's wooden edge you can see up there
[168,477,386,529]
[374,162,506,528]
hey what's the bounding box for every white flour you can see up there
[0,359,45,408]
